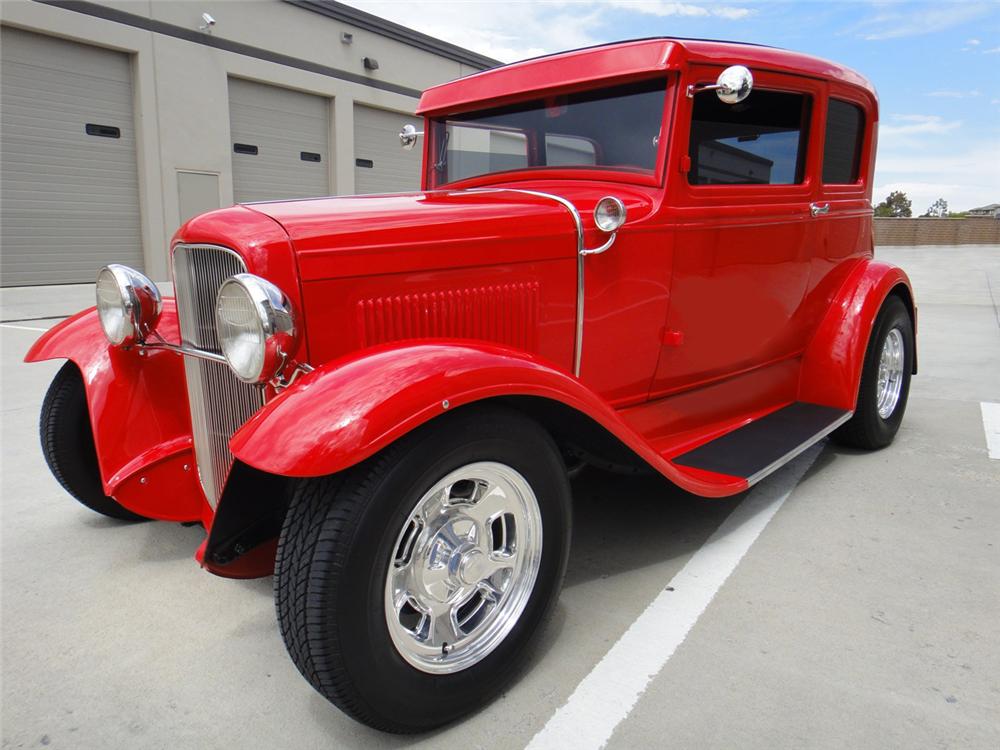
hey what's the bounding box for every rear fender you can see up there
[230,342,742,497]
[799,260,916,410]
[24,302,205,521]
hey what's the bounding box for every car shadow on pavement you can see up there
[563,465,743,589]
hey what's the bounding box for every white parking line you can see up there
[525,444,822,750]
[0,323,48,332]
[981,402,1000,459]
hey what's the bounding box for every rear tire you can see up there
[273,405,572,732]
[39,362,147,521]
[832,296,914,450]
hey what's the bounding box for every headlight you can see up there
[95,265,162,346]
[215,274,298,384]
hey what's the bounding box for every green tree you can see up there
[922,198,948,217]
[874,191,913,218]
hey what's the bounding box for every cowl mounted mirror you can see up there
[399,123,423,150]
[686,65,754,104]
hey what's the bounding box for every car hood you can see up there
[244,189,580,281]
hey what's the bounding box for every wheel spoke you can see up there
[429,605,463,650]
[477,579,504,605]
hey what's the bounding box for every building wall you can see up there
[874,218,1000,246]
[0,0,485,281]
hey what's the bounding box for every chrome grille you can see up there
[173,244,264,508]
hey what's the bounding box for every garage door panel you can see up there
[353,104,421,195]
[1,28,133,82]
[1,27,142,287]
[228,78,330,203]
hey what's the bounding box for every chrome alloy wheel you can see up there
[384,462,543,674]
[876,327,905,419]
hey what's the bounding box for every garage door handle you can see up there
[86,123,121,139]
[810,202,830,217]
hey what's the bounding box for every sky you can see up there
[347,0,999,212]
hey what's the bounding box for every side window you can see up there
[822,99,865,184]
[688,89,811,185]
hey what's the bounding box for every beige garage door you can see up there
[228,78,330,203]
[353,104,421,195]
[1,27,143,287]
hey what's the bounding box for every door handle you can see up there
[810,202,830,217]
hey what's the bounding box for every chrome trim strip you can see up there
[744,410,854,487]
[467,188,587,377]
[141,338,228,364]
[497,189,587,377]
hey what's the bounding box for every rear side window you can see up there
[688,90,811,185]
[822,99,865,184]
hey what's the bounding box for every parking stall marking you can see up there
[525,444,822,750]
[0,323,48,332]
[981,402,1000,460]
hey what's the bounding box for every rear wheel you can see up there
[39,361,147,521]
[273,405,572,732]
[832,295,914,450]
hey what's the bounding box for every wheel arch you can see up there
[799,259,917,410]
[886,280,918,374]
[24,304,205,521]
[229,342,738,497]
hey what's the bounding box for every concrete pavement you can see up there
[1,245,998,749]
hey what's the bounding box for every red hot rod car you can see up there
[27,38,915,732]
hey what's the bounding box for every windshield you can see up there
[429,77,668,186]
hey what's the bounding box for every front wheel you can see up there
[832,295,914,450]
[273,405,572,733]
[39,362,147,521]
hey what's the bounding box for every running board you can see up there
[671,402,852,487]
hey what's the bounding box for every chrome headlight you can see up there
[95,264,163,346]
[215,274,298,384]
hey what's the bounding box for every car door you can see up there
[650,66,824,397]
[799,88,876,328]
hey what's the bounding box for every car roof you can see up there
[416,37,876,116]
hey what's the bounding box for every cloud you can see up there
[606,1,754,19]
[855,3,991,40]
[984,46,1000,54]
[967,38,981,45]
[874,142,1000,212]
[344,1,754,63]
[926,90,980,99]
[879,114,962,136]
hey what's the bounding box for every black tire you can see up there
[831,295,914,450]
[39,361,147,522]
[274,405,572,733]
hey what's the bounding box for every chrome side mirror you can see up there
[686,65,754,104]
[399,123,423,150]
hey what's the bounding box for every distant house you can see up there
[968,203,1000,218]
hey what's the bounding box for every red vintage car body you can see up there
[26,38,915,578]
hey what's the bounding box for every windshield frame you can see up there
[424,75,675,190]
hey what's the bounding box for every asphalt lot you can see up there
[2,245,998,749]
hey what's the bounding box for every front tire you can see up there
[273,405,572,732]
[832,295,914,450]
[39,362,147,521]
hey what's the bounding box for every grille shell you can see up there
[172,244,264,507]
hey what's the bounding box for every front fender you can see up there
[799,259,916,410]
[24,302,205,521]
[229,342,742,497]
